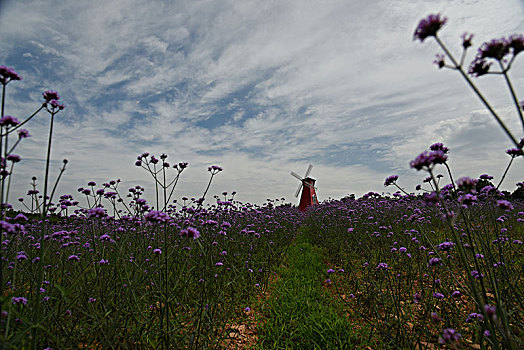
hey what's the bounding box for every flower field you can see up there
[1,188,522,349]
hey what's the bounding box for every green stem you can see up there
[435,36,520,148]
[48,161,68,207]
[499,61,524,134]
[0,105,45,137]
[42,113,55,217]
[394,183,409,196]
[496,156,514,190]
[444,162,457,193]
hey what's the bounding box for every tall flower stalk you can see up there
[30,90,65,350]
[413,15,523,348]
[414,14,524,150]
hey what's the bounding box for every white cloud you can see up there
[0,0,523,209]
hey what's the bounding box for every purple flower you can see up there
[428,257,441,267]
[384,175,399,187]
[506,148,524,157]
[49,99,65,109]
[478,38,510,61]
[468,59,491,77]
[456,177,477,193]
[484,304,496,318]
[430,143,449,154]
[88,207,107,218]
[43,90,60,102]
[153,248,162,255]
[437,241,455,251]
[12,297,28,305]
[413,292,421,303]
[244,307,251,312]
[7,154,21,163]
[68,255,80,261]
[14,213,28,221]
[471,270,484,279]
[0,116,20,127]
[431,312,441,323]
[208,165,223,173]
[17,129,30,139]
[508,34,524,56]
[497,199,514,210]
[414,14,447,42]
[180,226,200,239]
[327,268,335,274]
[144,210,170,223]
[466,313,484,322]
[459,193,477,206]
[433,54,445,68]
[215,262,223,266]
[452,291,462,298]
[16,251,28,261]
[461,32,474,49]
[423,191,439,206]
[439,328,461,344]
[410,150,448,170]
[376,263,388,270]
[479,174,493,180]
[0,65,22,84]
[433,292,445,300]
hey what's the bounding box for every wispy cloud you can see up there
[1,0,523,207]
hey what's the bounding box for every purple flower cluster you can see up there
[43,90,65,110]
[410,150,448,170]
[439,328,461,344]
[384,175,399,187]
[497,200,514,211]
[436,241,455,251]
[413,14,447,42]
[180,226,200,239]
[428,257,441,267]
[144,210,170,223]
[0,65,22,84]
[469,34,524,77]
[506,147,523,157]
[208,165,223,174]
[376,262,388,270]
[88,207,107,218]
[0,116,20,127]
[12,297,28,305]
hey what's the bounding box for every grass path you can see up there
[253,232,374,349]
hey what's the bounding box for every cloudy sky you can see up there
[1,0,523,209]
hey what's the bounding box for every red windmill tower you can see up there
[291,164,319,211]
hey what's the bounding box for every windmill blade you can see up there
[291,171,303,180]
[295,183,303,197]
[304,164,313,178]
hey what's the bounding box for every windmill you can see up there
[291,164,319,211]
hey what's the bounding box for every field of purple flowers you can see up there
[308,188,523,348]
[1,13,523,350]
[3,190,302,348]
